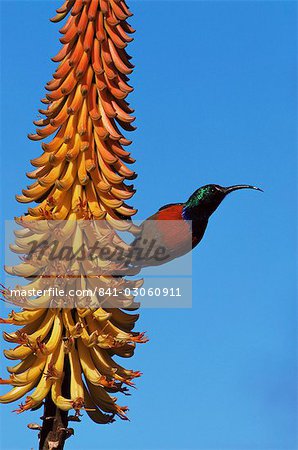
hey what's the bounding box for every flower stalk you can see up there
[0,0,146,447]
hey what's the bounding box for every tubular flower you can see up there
[0,306,146,422]
[18,0,137,223]
[0,0,147,423]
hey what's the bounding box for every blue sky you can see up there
[0,1,297,449]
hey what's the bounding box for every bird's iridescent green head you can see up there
[183,184,262,220]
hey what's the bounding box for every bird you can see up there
[126,184,262,268]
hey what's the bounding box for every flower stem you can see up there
[39,356,71,449]
[39,394,69,450]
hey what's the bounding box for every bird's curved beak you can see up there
[224,185,263,194]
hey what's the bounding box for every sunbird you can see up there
[129,184,263,268]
